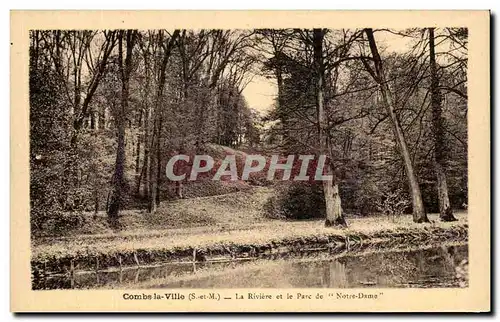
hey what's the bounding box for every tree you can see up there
[44,31,118,146]
[148,29,180,213]
[313,29,347,227]
[107,30,138,220]
[29,27,469,239]
[29,45,70,232]
[429,28,457,222]
[256,29,295,152]
[363,28,429,223]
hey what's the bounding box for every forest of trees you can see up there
[29,28,468,233]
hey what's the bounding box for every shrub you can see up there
[375,188,411,218]
[264,182,326,220]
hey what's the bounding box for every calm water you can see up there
[33,244,468,290]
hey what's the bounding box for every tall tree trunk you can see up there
[156,114,163,206]
[98,106,107,130]
[275,65,290,152]
[429,28,457,222]
[148,122,158,213]
[137,42,152,197]
[107,30,136,220]
[133,111,142,196]
[147,29,180,213]
[135,109,143,175]
[176,142,185,199]
[313,29,347,228]
[195,94,206,153]
[140,106,150,198]
[364,28,429,223]
[90,109,96,130]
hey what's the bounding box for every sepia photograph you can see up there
[10,10,490,312]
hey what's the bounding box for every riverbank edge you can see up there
[31,223,468,279]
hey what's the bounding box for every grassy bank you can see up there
[32,188,468,277]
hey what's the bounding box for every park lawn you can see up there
[31,184,468,262]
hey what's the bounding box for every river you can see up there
[33,243,468,289]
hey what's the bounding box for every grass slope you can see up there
[32,185,467,265]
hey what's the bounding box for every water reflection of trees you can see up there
[291,245,467,288]
[330,246,467,288]
[33,245,468,289]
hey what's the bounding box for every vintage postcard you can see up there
[11,10,490,312]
